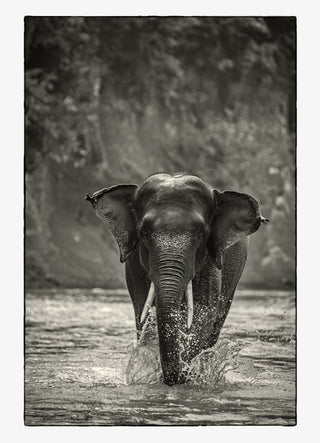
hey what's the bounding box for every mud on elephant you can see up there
[86,173,268,385]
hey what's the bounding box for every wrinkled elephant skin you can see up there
[86,173,268,385]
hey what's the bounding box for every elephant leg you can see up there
[207,238,248,347]
[180,260,220,362]
[125,248,150,339]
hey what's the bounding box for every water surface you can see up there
[25,288,296,426]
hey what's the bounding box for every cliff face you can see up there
[25,87,295,289]
[25,17,295,289]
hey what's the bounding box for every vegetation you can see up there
[25,17,296,289]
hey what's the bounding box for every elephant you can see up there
[85,172,269,385]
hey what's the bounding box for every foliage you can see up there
[25,17,101,170]
[25,17,296,289]
[25,17,296,171]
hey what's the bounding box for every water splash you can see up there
[125,308,244,387]
[126,308,161,385]
[180,340,243,386]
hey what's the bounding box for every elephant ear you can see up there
[85,184,138,263]
[208,190,269,269]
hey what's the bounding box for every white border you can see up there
[1,0,318,440]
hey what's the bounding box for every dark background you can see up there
[25,16,296,289]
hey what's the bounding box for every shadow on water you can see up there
[24,289,296,426]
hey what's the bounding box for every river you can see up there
[24,288,296,426]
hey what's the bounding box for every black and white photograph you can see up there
[23,15,296,426]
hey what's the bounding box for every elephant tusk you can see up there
[140,282,156,323]
[186,281,193,330]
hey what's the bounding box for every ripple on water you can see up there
[25,289,296,425]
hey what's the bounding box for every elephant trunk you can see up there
[153,254,191,385]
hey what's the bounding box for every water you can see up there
[24,289,296,426]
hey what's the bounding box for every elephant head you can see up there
[86,173,268,385]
